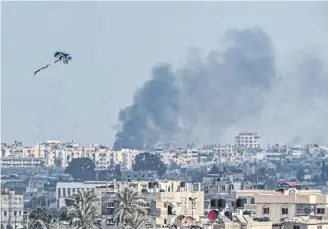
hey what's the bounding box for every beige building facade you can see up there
[99,180,204,228]
[235,189,328,224]
[283,218,328,229]
[0,190,24,229]
[235,132,261,148]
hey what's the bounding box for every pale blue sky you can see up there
[2,2,327,146]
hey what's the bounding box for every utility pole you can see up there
[14,213,17,229]
[189,197,197,219]
[23,211,29,229]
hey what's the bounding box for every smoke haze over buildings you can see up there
[113,28,328,150]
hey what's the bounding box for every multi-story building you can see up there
[235,132,261,149]
[121,170,158,181]
[283,218,328,229]
[100,180,204,228]
[3,141,142,169]
[0,157,45,168]
[0,189,24,229]
[55,181,108,209]
[235,188,328,224]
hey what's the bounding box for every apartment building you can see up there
[101,180,204,228]
[0,189,24,229]
[2,141,141,169]
[283,218,328,229]
[55,181,108,209]
[235,132,261,149]
[0,157,44,168]
[235,188,328,224]
[121,170,158,181]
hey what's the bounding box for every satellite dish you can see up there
[208,210,218,221]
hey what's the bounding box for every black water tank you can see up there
[224,211,233,220]
[148,182,154,188]
[263,217,270,222]
[210,198,217,208]
[217,198,226,209]
[243,210,251,216]
[236,198,245,208]
[180,181,186,188]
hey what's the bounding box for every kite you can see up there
[34,51,72,75]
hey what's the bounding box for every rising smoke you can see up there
[113,28,328,150]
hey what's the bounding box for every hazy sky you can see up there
[2,1,328,146]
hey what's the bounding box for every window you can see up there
[282,206,288,215]
[164,219,167,224]
[72,188,75,192]
[14,211,17,216]
[106,202,114,208]
[4,211,7,216]
[293,226,300,229]
[67,188,71,197]
[243,198,248,205]
[106,208,114,214]
[250,198,255,204]
[317,208,325,214]
[221,186,226,191]
[317,226,322,229]
[57,188,61,198]
[106,219,113,225]
[164,203,167,208]
[263,206,270,214]
[63,188,66,197]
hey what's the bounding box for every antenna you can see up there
[36,120,39,146]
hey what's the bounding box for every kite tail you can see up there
[34,58,61,76]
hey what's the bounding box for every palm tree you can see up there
[66,190,101,229]
[123,213,148,229]
[113,186,147,226]
[28,207,60,229]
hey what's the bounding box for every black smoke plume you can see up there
[113,28,327,150]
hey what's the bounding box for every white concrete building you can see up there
[235,132,261,149]
[0,189,24,229]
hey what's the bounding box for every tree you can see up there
[313,175,322,185]
[57,207,70,221]
[98,164,122,181]
[28,207,60,229]
[169,159,180,170]
[65,158,96,181]
[321,162,328,182]
[113,186,147,226]
[133,152,166,177]
[66,190,101,229]
[54,158,62,167]
[124,213,148,229]
[28,196,48,209]
[296,169,305,181]
[114,164,123,180]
